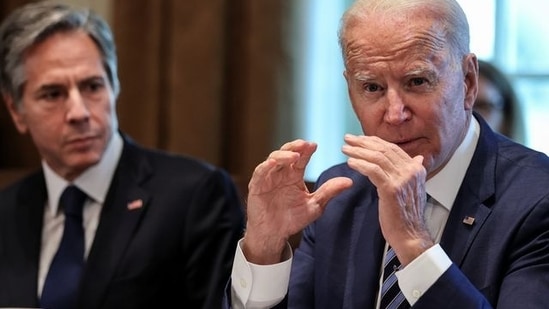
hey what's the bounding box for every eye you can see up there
[38,86,65,102]
[363,83,383,93]
[81,78,105,93]
[409,77,427,87]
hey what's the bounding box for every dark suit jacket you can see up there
[286,116,549,308]
[224,116,549,308]
[0,135,245,309]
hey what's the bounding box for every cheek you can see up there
[92,103,116,128]
[26,116,59,140]
[351,100,384,134]
[20,106,69,149]
[25,119,62,158]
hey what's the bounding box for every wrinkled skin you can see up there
[244,140,352,264]
[243,9,478,266]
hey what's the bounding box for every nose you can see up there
[384,88,411,125]
[66,89,90,122]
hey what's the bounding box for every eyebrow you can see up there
[353,72,376,82]
[35,83,64,93]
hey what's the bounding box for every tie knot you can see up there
[60,185,87,217]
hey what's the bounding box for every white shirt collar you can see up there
[43,132,123,216]
[425,117,480,211]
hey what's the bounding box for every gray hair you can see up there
[0,1,120,107]
[338,0,470,67]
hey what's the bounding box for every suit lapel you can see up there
[342,179,385,309]
[79,140,152,308]
[441,185,492,265]
[440,118,498,265]
[11,173,46,305]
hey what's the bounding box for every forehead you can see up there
[343,11,450,70]
[25,30,101,62]
[22,30,105,80]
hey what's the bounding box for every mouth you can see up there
[394,139,414,146]
[67,135,96,150]
[392,137,423,153]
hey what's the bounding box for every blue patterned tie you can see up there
[380,245,410,309]
[41,185,87,309]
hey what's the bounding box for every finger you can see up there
[413,154,424,166]
[249,152,299,190]
[342,135,411,174]
[344,134,411,167]
[342,136,396,173]
[280,139,309,151]
[280,139,317,171]
[346,157,390,186]
[258,151,301,174]
[311,177,353,208]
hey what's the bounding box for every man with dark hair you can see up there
[0,2,245,308]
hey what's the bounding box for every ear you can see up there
[463,53,478,111]
[2,93,28,134]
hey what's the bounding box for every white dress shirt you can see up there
[231,118,480,308]
[38,132,123,297]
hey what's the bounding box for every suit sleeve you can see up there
[182,168,245,309]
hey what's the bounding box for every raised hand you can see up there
[243,139,353,264]
[342,134,432,266]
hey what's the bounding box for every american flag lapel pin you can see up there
[127,199,144,210]
[462,216,475,225]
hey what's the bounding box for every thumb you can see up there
[312,177,353,207]
[413,155,424,165]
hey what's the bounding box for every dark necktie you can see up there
[380,245,410,309]
[41,185,87,309]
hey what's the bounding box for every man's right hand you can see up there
[242,139,353,265]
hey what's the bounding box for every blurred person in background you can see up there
[474,59,526,143]
[0,2,244,308]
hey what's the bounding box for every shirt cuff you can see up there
[395,244,452,305]
[231,238,292,308]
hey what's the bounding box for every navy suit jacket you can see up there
[226,116,549,308]
[0,135,245,309]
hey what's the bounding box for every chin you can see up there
[70,153,102,171]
